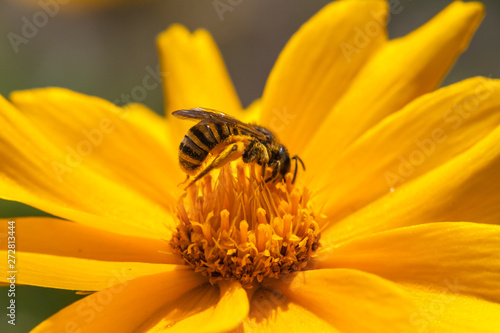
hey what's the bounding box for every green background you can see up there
[0,0,499,331]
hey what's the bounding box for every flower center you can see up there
[170,163,322,287]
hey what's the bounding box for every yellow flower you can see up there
[1,0,500,332]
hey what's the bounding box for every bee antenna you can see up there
[291,155,305,184]
[294,155,305,170]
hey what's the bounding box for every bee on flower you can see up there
[1,1,500,333]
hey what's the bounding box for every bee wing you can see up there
[172,107,238,122]
[172,108,268,141]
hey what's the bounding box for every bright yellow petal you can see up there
[0,94,174,239]
[237,288,338,333]
[322,119,500,243]
[124,102,182,181]
[0,251,186,290]
[158,24,242,144]
[0,217,182,264]
[244,98,262,123]
[263,269,417,333]
[260,0,387,153]
[32,270,206,332]
[10,88,180,205]
[205,280,250,332]
[158,24,241,114]
[143,280,249,333]
[317,222,500,303]
[314,77,500,222]
[305,1,484,164]
[402,284,500,333]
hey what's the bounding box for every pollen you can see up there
[170,163,322,287]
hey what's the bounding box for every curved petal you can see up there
[0,94,174,239]
[0,217,182,264]
[260,0,388,153]
[158,25,243,145]
[244,98,262,123]
[263,268,417,333]
[237,288,339,333]
[322,119,500,243]
[10,88,180,205]
[31,270,207,332]
[402,284,500,333]
[123,102,182,181]
[314,77,500,222]
[0,251,186,291]
[317,222,500,303]
[305,1,484,165]
[142,280,249,333]
[205,280,250,332]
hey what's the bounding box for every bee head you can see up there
[278,145,291,174]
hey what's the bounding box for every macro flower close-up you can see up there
[1,0,500,332]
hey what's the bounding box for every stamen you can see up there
[220,209,230,232]
[239,220,248,244]
[278,200,288,217]
[291,188,300,216]
[257,208,267,225]
[201,220,213,246]
[283,214,292,237]
[237,164,247,189]
[257,224,268,252]
[170,163,322,287]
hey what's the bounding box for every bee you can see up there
[172,107,305,188]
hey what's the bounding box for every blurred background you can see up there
[0,0,499,331]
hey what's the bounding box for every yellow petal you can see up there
[158,24,242,144]
[238,288,338,333]
[263,268,417,333]
[10,88,180,205]
[260,0,387,153]
[305,1,484,164]
[124,102,182,182]
[314,77,500,222]
[204,280,250,332]
[0,251,186,290]
[143,280,249,333]
[244,98,262,123]
[323,119,500,243]
[402,284,500,333]
[0,217,182,264]
[318,222,500,303]
[32,270,206,332]
[0,94,174,239]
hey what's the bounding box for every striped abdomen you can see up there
[179,122,245,173]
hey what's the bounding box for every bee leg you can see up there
[249,143,269,180]
[184,143,245,189]
[178,173,190,188]
[291,155,306,184]
[242,141,258,163]
[292,155,306,171]
[261,161,267,179]
[265,160,281,183]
